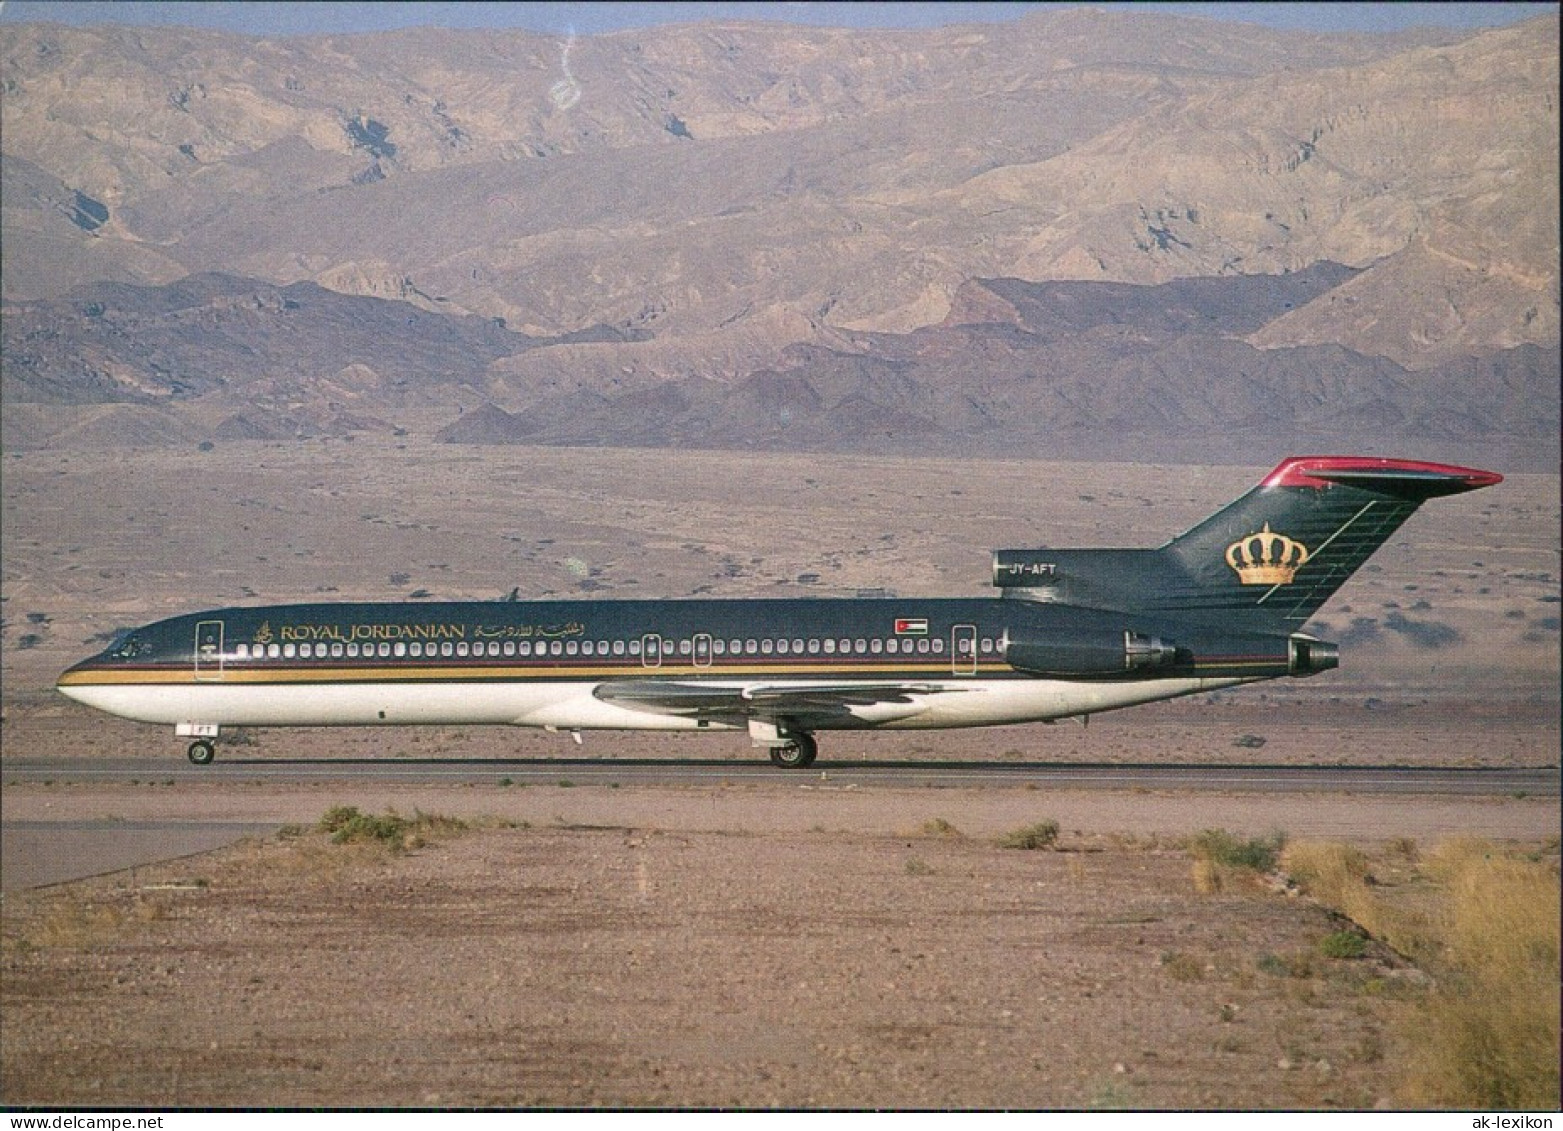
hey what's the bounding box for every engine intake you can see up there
[1003,629,1178,677]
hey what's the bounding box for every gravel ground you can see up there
[3,770,1556,1110]
[2,816,1442,1110]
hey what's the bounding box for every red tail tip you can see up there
[1262,456,1503,493]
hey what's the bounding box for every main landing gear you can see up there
[769,733,818,769]
[187,739,216,765]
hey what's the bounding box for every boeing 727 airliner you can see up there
[57,456,1501,767]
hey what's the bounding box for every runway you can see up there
[4,757,1558,795]
[5,757,1556,891]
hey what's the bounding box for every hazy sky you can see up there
[0,1,1554,36]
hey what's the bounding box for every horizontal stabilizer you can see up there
[1259,456,1503,497]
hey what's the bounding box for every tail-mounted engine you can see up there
[1002,628,1178,677]
[1288,634,1338,676]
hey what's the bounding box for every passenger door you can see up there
[194,620,225,681]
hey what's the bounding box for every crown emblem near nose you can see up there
[1225,523,1310,585]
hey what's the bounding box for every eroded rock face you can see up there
[0,13,1555,368]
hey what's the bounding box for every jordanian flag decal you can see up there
[894,618,929,635]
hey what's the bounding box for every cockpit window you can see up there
[108,634,150,660]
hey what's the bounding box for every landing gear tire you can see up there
[187,739,216,765]
[769,733,817,769]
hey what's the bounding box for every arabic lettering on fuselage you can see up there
[473,622,586,640]
[272,621,586,644]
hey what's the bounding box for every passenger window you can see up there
[235,643,250,659]
[870,639,883,654]
[283,643,296,658]
[714,639,726,656]
[378,643,391,658]
[566,641,578,656]
[886,640,899,654]
[502,641,515,656]
[551,641,563,656]
[776,639,789,655]
[582,641,594,656]
[629,640,641,656]
[394,642,406,657]
[679,639,692,656]
[457,642,469,657]
[981,639,994,654]
[931,639,943,653]
[823,639,836,654]
[613,640,625,656]
[761,639,774,655]
[441,642,454,657]
[808,639,820,654]
[597,640,608,654]
[853,639,866,653]
[745,639,758,655]
[791,639,803,653]
[519,642,531,656]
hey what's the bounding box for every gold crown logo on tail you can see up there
[1225,523,1309,585]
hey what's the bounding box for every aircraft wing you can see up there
[593,679,957,725]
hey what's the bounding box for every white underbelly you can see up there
[59,680,717,732]
[879,677,1254,729]
[59,675,1257,733]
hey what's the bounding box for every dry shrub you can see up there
[1191,857,1222,895]
[316,806,469,853]
[1280,840,1370,905]
[1402,840,1560,1108]
[1281,840,1434,961]
[1160,950,1205,982]
[1187,828,1283,894]
[31,901,127,948]
[998,820,1059,850]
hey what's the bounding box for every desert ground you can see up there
[1,441,1557,1108]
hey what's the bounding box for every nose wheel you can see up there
[187,739,216,765]
[768,733,817,769]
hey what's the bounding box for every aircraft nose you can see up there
[56,658,99,703]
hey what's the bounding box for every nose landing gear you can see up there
[187,739,216,765]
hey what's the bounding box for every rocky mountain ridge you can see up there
[1,10,1556,465]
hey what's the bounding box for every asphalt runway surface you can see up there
[5,757,1558,795]
[5,758,1556,891]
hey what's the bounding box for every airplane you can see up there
[56,456,1501,768]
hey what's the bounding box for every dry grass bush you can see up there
[997,820,1060,850]
[1283,837,1560,1107]
[1188,829,1284,894]
[1280,840,1434,962]
[1399,839,1561,1108]
[316,805,470,853]
[22,893,170,949]
[31,901,128,949]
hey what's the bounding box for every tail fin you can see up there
[1155,456,1501,627]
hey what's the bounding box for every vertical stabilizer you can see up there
[1152,457,1501,627]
